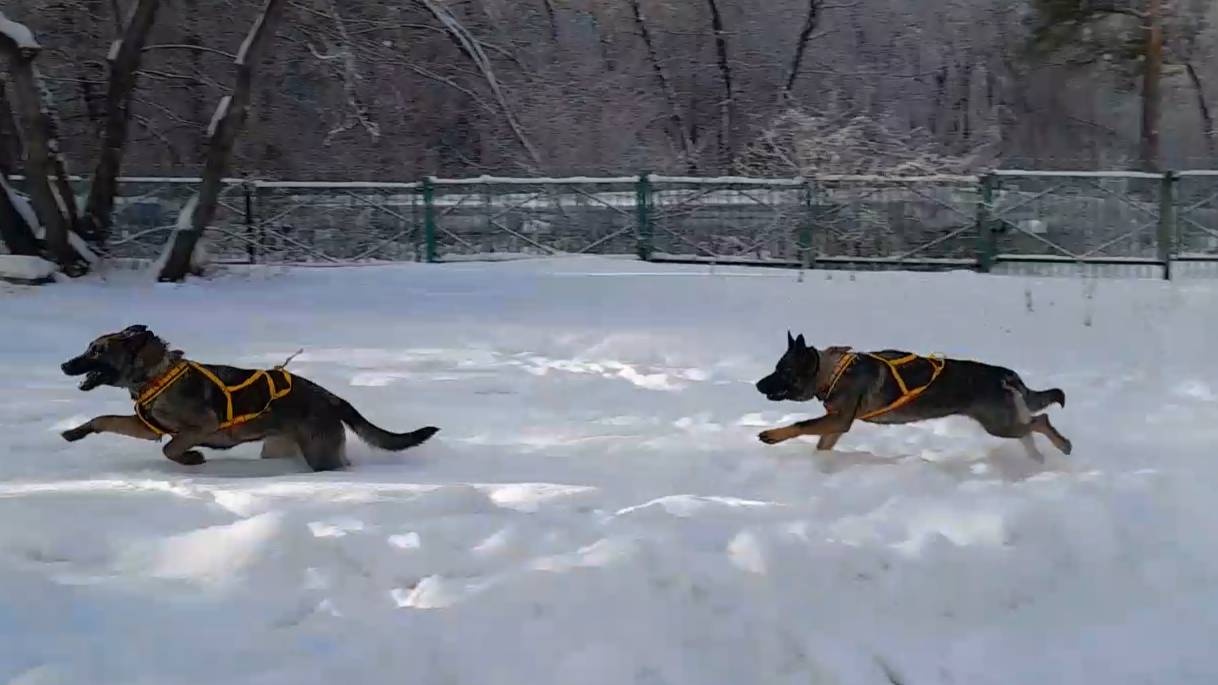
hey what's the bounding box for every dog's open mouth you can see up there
[62,358,115,391]
[78,369,111,391]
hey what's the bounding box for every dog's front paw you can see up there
[758,429,788,445]
[168,450,206,466]
[61,425,92,442]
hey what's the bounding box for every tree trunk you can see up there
[80,0,161,247]
[417,0,542,169]
[540,0,558,41]
[1185,62,1217,164]
[782,0,821,99]
[626,0,696,172]
[704,0,733,168]
[0,78,21,175]
[156,0,285,282]
[0,170,41,256]
[0,14,86,273]
[316,0,380,145]
[1139,0,1162,172]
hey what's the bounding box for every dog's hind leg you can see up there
[1007,380,1048,463]
[260,435,301,459]
[1009,381,1046,462]
[968,381,1046,462]
[163,429,217,466]
[297,421,350,472]
[1030,414,1072,455]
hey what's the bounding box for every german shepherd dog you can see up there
[754,333,1072,461]
[60,325,439,471]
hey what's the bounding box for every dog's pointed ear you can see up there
[787,330,795,348]
[795,334,806,350]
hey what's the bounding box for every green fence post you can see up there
[799,179,814,269]
[1158,171,1176,280]
[423,176,437,263]
[975,173,996,273]
[243,180,257,264]
[635,172,653,261]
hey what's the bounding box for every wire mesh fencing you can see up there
[5,171,1218,278]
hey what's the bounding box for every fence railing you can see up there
[8,171,1218,278]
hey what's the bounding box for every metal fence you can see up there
[9,171,1218,278]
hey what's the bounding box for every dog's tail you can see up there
[1027,387,1066,412]
[1004,373,1066,412]
[336,399,439,451]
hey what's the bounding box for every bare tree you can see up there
[80,0,161,245]
[416,0,542,169]
[626,0,696,172]
[0,13,86,272]
[310,0,380,145]
[0,0,1214,190]
[157,0,286,282]
[783,0,821,99]
[0,75,38,255]
[704,0,734,165]
[1141,0,1163,171]
[1185,63,1217,161]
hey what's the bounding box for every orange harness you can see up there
[822,351,945,420]
[134,360,293,438]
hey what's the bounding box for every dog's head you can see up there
[61,325,168,391]
[755,331,821,402]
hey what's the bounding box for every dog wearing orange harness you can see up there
[60,325,438,471]
[754,333,1071,461]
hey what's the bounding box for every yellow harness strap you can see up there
[134,361,190,437]
[821,353,857,399]
[858,353,945,420]
[819,351,945,420]
[134,360,293,437]
[186,362,293,430]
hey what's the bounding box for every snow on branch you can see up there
[0,12,39,51]
[737,106,989,178]
[207,96,231,138]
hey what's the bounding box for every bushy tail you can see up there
[1027,388,1066,412]
[1003,373,1065,413]
[337,399,439,451]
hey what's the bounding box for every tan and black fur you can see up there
[60,325,438,471]
[754,332,1072,461]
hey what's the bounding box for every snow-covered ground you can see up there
[3,257,1218,685]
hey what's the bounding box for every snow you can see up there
[0,12,39,50]
[149,194,197,276]
[0,174,40,235]
[993,170,1164,179]
[0,255,55,281]
[4,257,1218,684]
[433,175,638,185]
[651,174,806,186]
[257,180,421,189]
[235,10,264,66]
[207,96,230,138]
[65,232,99,265]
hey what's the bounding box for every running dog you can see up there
[754,333,1071,461]
[60,325,438,471]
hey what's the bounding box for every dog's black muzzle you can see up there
[61,356,90,376]
[755,375,789,402]
[62,355,115,391]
